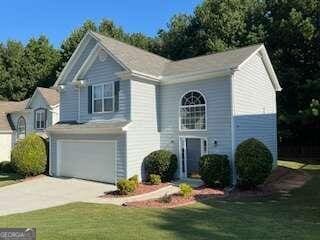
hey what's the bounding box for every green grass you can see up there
[0,172,23,187]
[1,160,320,240]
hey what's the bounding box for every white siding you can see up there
[51,105,60,125]
[126,80,160,180]
[159,77,232,163]
[0,133,13,162]
[233,53,277,162]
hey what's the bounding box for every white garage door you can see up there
[57,140,116,183]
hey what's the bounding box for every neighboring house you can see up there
[0,87,60,162]
[48,31,281,184]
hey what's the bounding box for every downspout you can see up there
[78,87,81,123]
[230,70,237,188]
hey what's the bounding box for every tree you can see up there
[157,14,199,60]
[264,0,320,146]
[98,19,127,41]
[24,36,61,93]
[128,33,156,52]
[157,0,267,60]
[0,40,27,100]
[0,37,60,101]
[194,0,266,52]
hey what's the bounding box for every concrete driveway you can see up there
[0,176,116,216]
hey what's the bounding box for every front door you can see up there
[186,138,202,177]
[179,137,208,178]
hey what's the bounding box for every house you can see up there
[0,87,60,162]
[48,31,281,184]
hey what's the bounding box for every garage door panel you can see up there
[58,140,116,183]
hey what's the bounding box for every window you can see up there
[17,116,26,140]
[93,83,114,113]
[180,91,206,130]
[35,109,46,129]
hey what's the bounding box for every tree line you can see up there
[0,0,319,147]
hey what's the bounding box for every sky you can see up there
[0,0,202,48]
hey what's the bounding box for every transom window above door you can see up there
[35,109,46,129]
[180,91,206,131]
[92,83,114,113]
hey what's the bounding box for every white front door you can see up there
[57,140,116,183]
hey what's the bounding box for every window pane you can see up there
[94,99,102,112]
[104,84,113,98]
[180,105,206,130]
[104,98,113,112]
[94,86,102,99]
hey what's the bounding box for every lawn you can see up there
[0,172,23,187]
[0,160,320,240]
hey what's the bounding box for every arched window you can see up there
[180,91,206,130]
[17,116,26,140]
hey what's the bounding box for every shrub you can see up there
[235,138,273,188]
[11,134,47,176]
[199,154,230,188]
[117,179,136,195]
[158,193,172,203]
[144,150,178,182]
[0,161,14,173]
[128,175,139,187]
[149,174,161,185]
[179,183,193,197]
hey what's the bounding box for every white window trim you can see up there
[35,109,46,130]
[179,90,207,132]
[17,116,26,140]
[92,82,115,114]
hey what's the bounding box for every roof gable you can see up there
[237,45,281,91]
[26,87,59,108]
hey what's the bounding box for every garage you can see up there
[57,140,116,183]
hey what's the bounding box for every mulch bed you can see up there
[126,166,311,208]
[101,182,170,198]
[126,186,225,208]
[225,166,310,199]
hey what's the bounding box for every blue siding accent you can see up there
[233,54,278,163]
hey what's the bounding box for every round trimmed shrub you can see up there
[0,161,14,173]
[11,134,47,176]
[149,174,161,185]
[179,183,193,197]
[199,154,230,188]
[144,150,178,182]
[128,175,139,187]
[235,138,273,188]
[117,179,136,195]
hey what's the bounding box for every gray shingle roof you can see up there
[47,119,130,133]
[163,44,262,76]
[91,32,171,77]
[37,87,59,106]
[0,100,28,131]
[91,32,262,77]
